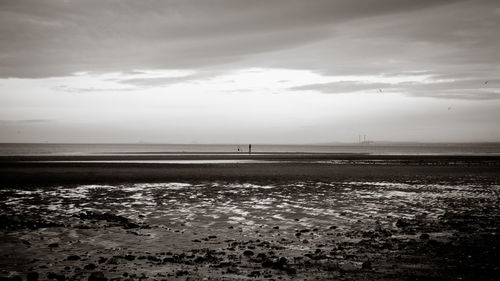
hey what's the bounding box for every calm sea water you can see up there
[0,143,500,156]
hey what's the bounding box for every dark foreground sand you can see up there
[0,154,499,280]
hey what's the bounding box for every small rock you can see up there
[396,219,409,228]
[362,260,372,270]
[420,233,430,240]
[194,256,206,263]
[248,270,260,277]
[88,272,107,281]
[243,250,254,256]
[84,263,96,270]
[176,270,189,277]
[27,272,39,281]
[147,255,160,262]
[275,257,288,267]
[123,254,135,261]
[286,267,297,274]
[47,272,65,281]
[262,259,274,268]
[67,255,81,261]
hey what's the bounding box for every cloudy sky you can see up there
[1,0,499,143]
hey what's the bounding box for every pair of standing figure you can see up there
[237,144,251,154]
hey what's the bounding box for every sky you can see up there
[0,0,499,144]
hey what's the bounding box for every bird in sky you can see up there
[378,88,383,93]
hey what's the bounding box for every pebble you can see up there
[396,219,409,228]
[248,270,260,277]
[46,272,64,281]
[420,233,430,240]
[88,272,107,281]
[84,263,96,270]
[243,250,254,256]
[362,260,372,270]
[67,255,81,261]
[27,272,39,281]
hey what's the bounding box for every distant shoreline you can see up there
[1,142,500,157]
[1,141,500,145]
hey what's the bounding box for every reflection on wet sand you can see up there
[1,180,498,280]
[2,181,497,232]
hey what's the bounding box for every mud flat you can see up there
[1,154,500,187]
[0,156,499,280]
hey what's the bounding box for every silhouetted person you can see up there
[249,144,252,155]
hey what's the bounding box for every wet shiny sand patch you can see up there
[1,180,499,280]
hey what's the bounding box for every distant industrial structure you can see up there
[358,134,374,145]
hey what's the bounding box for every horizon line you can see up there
[1,141,500,145]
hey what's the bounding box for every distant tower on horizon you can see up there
[359,134,374,145]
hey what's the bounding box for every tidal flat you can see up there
[0,156,499,280]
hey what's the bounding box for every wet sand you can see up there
[1,154,499,187]
[0,154,499,280]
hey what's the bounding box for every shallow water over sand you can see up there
[2,142,500,156]
[1,179,499,280]
[2,181,497,232]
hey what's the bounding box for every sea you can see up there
[0,143,499,156]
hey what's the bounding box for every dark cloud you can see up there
[399,79,500,100]
[1,0,499,101]
[290,81,393,94]
[0,0,463,78]
[291,78,500,100]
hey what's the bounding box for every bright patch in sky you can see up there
[1,68,499,143]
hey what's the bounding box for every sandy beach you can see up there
[0,154,499,280]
